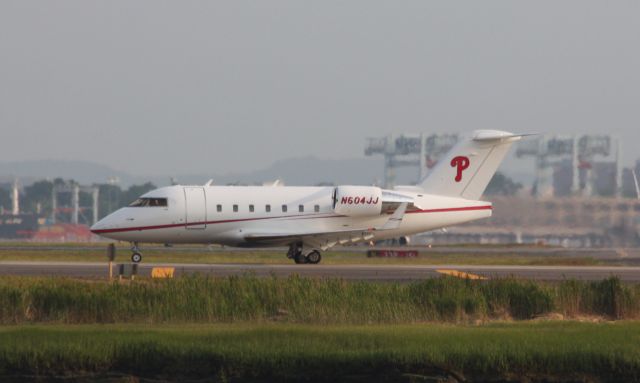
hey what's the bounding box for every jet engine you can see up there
[332,186,383,217]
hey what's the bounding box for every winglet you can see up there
[264,179,283,187]
[381,202,408,230]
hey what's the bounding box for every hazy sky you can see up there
[1,1,639,176]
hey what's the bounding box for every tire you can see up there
[305,250,321,264]
[131,252,142,263]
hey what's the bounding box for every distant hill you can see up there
[0,157,406,188]
[174,156,390,187]
[0,157,533,191]
[0,160,134,185]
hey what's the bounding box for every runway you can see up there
[1,261,639,281]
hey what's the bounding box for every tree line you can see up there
[0,179,156,223]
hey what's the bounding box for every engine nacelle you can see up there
[333,186,383,217]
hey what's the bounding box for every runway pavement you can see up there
[1,261,639,281]
[2,245,639,259]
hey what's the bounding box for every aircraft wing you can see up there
[244,227,379,250]
[244,203,409,250]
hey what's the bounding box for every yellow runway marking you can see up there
[151,267,175,278]
[436,269,487,280]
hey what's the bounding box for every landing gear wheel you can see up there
[131,252,142,263]
[305,250,321,264]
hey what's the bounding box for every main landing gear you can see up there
[130,242,143,263]
[287,243,321,265]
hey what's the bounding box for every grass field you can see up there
[1,274,639,381]
[1,243,637,383]
[0,322,638,382]
[0,242,605,266]
[1,275,638,324]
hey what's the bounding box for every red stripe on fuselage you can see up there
[91,205,491,235]
[91,213,337,234]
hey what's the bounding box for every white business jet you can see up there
[91,130,522,264]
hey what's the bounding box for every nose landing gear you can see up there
[287,243,322,264]
[130,242,143,263]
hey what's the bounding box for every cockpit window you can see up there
[129,198,168,207]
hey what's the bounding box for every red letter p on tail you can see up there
[450,156,470,182]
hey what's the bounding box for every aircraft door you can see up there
[184,187,207,229]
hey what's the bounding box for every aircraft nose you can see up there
[90,212,120,235]
[90,219,106,234]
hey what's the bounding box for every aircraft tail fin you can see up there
[418,130,523,200]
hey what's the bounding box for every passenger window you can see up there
[314,205,320,213]
[282,205,287,213]
[299,205,304,213]
[216,204,222,212]
[233,204,238,212]
[249,204,254,213]
[265,204,271,213]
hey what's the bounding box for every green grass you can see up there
[1,275,639,325]
[1,274,639,381]
[0,242,604,265]
[0,322,639,381]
